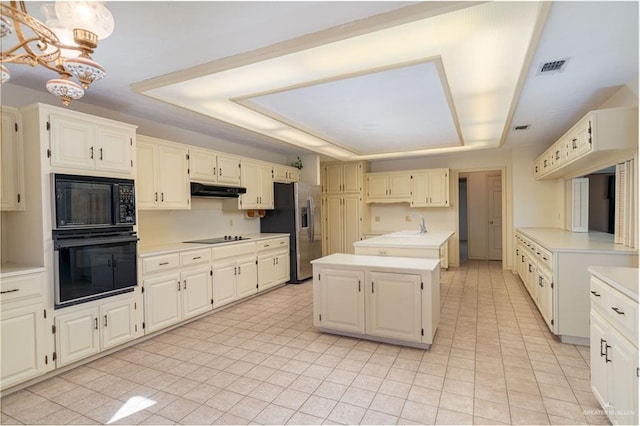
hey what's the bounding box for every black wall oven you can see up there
[52,174,138,309]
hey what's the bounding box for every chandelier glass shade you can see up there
[0,1,114,105]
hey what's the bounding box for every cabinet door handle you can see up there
[238,266,241,274]
[611,307,625,315]
[213,167,216,176]
[192,256,201,260]
[219,168,222,176]
[600,338,607,357]
[234,267,237,276]
[99,147,103,160]
[538,277,543,287]
[155,192,158,202]
[528,264,532,273]
[605,343,612,363]
[161,192,164,202]
[358,280,361,292]
[104,315,108,327]
[0,288,19,294]
[177,281,181,291]
[371,282,374,293]
[183,280,187,290]
[94,318,98,330]
[572,138,578,149]
[590,290,601,297]
[90,146,94,159]
[159,262,169,266]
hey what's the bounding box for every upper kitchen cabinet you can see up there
[1,107,25,211]
[189,148,241,186]
[137,135,190,210]
[535,107,638,180]
[239,160,273,210]
[323,162,365,194]
[272,164,301,183]
[411,168,450,207]
[366,172,412,203]
[19,103,137,177]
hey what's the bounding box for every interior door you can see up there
[487,174,502,260]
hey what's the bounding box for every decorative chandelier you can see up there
[0,1,114,106]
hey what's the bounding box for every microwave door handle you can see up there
[55,235,138,249]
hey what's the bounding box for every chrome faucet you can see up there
[412,214,427,234]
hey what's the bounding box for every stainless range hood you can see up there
[190,182,247,198]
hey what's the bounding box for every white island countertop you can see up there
[353,230,454,249]
[588,266,639,302]
[312,253,440,273]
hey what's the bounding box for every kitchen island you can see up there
[353,230,454,268]
[312,253,440,349]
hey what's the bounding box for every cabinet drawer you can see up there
[0,273,42,303]
[536,246,553,270]
[180,249,211,267]
[142,253,180,274]
[606,289,637,343]
[257,237,289,252]
[212,242,256,260]
[590,276,610,312]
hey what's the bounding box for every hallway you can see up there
[1,261,605,425]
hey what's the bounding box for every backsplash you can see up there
[137,198,260,247]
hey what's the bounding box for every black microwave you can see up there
[53,174,136,229]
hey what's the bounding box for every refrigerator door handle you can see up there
[308,197,314,243]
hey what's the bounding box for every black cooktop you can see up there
[184,236,250,244]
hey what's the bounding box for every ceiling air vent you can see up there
[513,124,530,131]
[537,58,569,75]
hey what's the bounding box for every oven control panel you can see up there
[116,183,136,224]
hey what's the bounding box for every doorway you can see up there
[458,171,503,261]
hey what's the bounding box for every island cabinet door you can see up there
[319,268,365,333]
[368,272,422,343]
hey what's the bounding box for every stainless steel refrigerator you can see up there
[260,182,322,283]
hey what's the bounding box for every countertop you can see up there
[517,228,639,254]
[312,253,440,272]
[353,230,454,249]
[0,263,46,278]
[139,233,289,257]
[588,266,639,302]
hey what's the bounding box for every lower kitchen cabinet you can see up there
[313,254,440,348]
[56,295,140,367]
[368,272,422,342]
[0,303,46,389]
[319,268,365,334]
[181,266,213,319]
[213,256,257,306]
[589,268,638,425]
[257,236,290,291]
[143,272,182,333]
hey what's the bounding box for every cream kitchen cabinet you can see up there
[272,165,301,183]
[212,242,258,306]
[323,162,364,194]
[137,136,190,210]
[48,112,135,175]
[189,148,242,186]
[0,268,51,391]
[1,107,25,211]
[142,255,213,333]
[257,237,290,291]
[0,303,46,389]
[410,169,449,207]
[535,107,638,180]
[325,194,362,255]
[239,160,273,209]
[318,268,365,334]
[589,267,638,426]
[312,254,440,348]
[366,172,411,203]
[55,295,141,367]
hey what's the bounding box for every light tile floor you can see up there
[1,260,610,425]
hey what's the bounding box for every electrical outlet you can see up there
[375,216,380,222]
[405,215,411,222]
